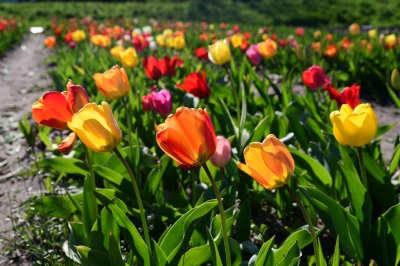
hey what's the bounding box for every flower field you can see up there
[0,17,26,55]
[3,14,400,266]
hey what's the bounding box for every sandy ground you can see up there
[0,33,53,264]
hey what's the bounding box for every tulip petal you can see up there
[242,143,275,187]
[354,103,378,124]
[58,132,77,154]
[237,162,273,189]
[67,85,90,113]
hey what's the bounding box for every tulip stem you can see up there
[123,100,139,187]
[284,184,320,266]
[131,68,140,111]
[202,163,231,266]
[224,64,240,121]
[82,144,99,220]
[113,147,151,252]
[356,147,368,191]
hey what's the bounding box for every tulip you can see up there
[143,56,163,80]
[156,107,217,168]
[91,34,111,47]
[69,41,76,50]
[142,93,153,112]
[173,35,186,50]
[262,34,268,41]
[149,41,157,50]
[302,65,330,90]
[295,27,305,37]
[210,136,231,168]
[32,80,89,130]
[194,47,209,60]
[325,83,360,109]
[391,69,400,90]
[295,44,304,61]
[44,36,56,48]
[311,42,321,52]
[278,39,288,48]
[330,103,378,147]
[58,132,77,154]
[152,89,173,116]
[119,47,139,68]
[71,29,86,42]
[156,34,165,47]
[324,45,338,58]
[68,102,122,152]
[176,70,210,99]
[110,45,125,60]
[240,40,250,51]
[163,29,173,37]
[313,30,321,40]
[349,23,360,36]
[258,39,277,59]
[325,33,333,43]
[385,34,397,49]
[208,39,231,65]
[246,44,262,66]
[368,29,376,39]
[159,55,179,76]
[230,34,243,48]
[237,134,295,190]
[93,65,131,100]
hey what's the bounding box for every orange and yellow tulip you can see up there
[156,107,217,168]
[93,65,130,100]
[237,134,295,190]
[258,39,277,59]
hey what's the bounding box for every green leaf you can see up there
[144,155,171,196]
[235,200,251,243]
[108,231,125,266]
[286,102,310,151]
[82,174,99,240]
[318,238,327,266]
[387,85,400,109]
[38,157,88,175]
[94,191,150,266]
[339,145,357,175]
[389,143,400,175]
[218,97,239,145]
[62,222,87,264]
[375,123,397,138]
[76,246,111,266]
[66,191,82,215]
[276,242,301,266]
[299,186,358,260]
[89,206,120,252]
[273,225,316,262]
[34,195,77,219]
[289,148,332,193]
[206,228,223,266]
[339,164,372,230]
[246,116,270,146]
[255,236,275,266]
[153,240,168,266]
[158,200,218,265]
[93,165,134,196]
[229,238,243,266]
[331,236,340,266]
[240,86,247,132]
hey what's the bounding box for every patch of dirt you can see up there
[0,33,53,264]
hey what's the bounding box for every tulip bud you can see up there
[246,44,263,66]
[210,136,231,168]
[93,65,131,100]
[257,39,278,59]
[58,132,77,154]
[69,41,76,50]
[349,23,360,36]
[152,89,173,116]
[142,93,153,112]
[391,69,400,91]
[68,102,122,152]
[208,40,231,65]
[296,44,304,61]
[368,29,376,39]
[173,35,186,50]
[119,47,139,68]
[110,45,125,60]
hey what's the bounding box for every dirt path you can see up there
[0,33,53,260]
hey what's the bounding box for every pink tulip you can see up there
[246,44,263,66]
[296,27,305,37]
[152,89,172,116]
[142,93,153,112]
[210,136,231,168]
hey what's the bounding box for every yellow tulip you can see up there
[163,29,173,38]
[313,30,321,40]
[261,34,268,41]
[385,34,397,47]
[91,35,111,47]
[72,30,86,43]
[209,24,215,30]
[173,35,186,50]
[391,69,400,90]
[93,65,131,100]
[68,102,122,152]
[330,104,378,147]
[296,44,304,61]
[208,39,231,65]
[258,39,278,59]
[110,46,125,60]
[237,134,295,190]
[156,34,165,47]
[166,36,174,48]
[230,34,243,48]
[119,47,139,68]
[368,29,376,39]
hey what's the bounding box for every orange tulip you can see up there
[44,36,56,48]
[324,45,338,58]
[258,39,278,59]
[32,80,89,130]
[156,107,217,168]
[237,134,295,190]
[311,42,321,52]
[93,65,131,100]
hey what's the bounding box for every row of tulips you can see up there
[17,19,400,265]
[0,17,26,55]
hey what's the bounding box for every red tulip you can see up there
[159,55,179,77]
[142,93,153,112]
[142,56,163,80]
[194,47,209,60]
[325,83,360,109]
[176,70,210,99]
[302,65,330,90]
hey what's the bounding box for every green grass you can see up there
[1,0,400,27]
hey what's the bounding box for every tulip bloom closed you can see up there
[258,39,277,59]
[208,40,231,65]
[173,35,186,50]
[119,47,139,68]
[68,102,122,152]
[194,47,209,61]
[176,70,210,99]
[330,104,378,147]
[93,65,130,100]
[44,36,56,48]
[246,44,263,66]
[230,34,243,48]
[156,107,217,168]
[302,65,330,90]
[391,69,400,90]
[237,134,295,190]
[324,45,338,58]
[152,89,173,116]
[110,46,125,60]
[210,136,231,168]
[71,30,86,43]
[325,83,360,109]
[349,23,360,36]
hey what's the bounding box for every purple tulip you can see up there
[246,44,263,66]
[152,89,172,116]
